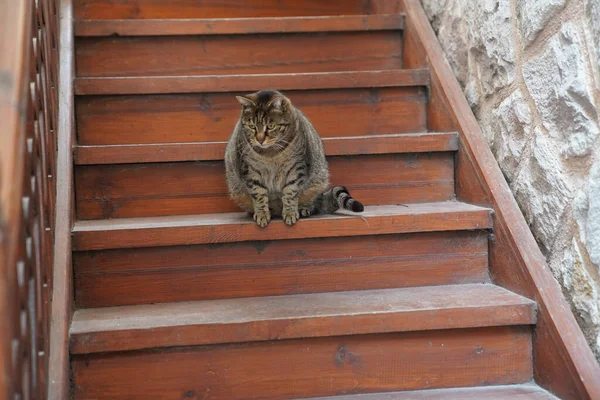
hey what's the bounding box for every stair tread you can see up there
[75,14,405,36]
[75,132,459,164]
[74,69,430,95]
[72,201,493,250]
[70,283,536,354]
[294,384,559,399]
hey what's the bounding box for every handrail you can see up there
[47,0,75,397]
[0,0,60,398]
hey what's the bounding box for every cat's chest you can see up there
[263,163,287,193]
[248,158,289,193]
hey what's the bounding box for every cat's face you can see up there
[236,91,292,153]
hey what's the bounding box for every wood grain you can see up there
[73,231,489,308]
[0,2,31,398]
[76,87,427,145]
[76,31,403,77]
[75,14,405,36]
[47,1,75,399]
[74,152,455,219]
[74,132,459,164]
[398,0,600,398]
[71,327,533,399]
[300,384,559,399]
[71,202,493,250]
[74,69,430,95]
[74,0,371,20]
[70,284,535,353]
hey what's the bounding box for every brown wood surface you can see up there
[0,2,31,398]
[76,87,427,145]
[74,132,459,164]
[71,202,493,250]
[76,31,403,77]
[301,384,559,399]
[74,0,372,20]
[74,152,455,219]
[70,284,535,353]
[398,0,600,398]
[2,0,64,399]
[73,231,489,308]
[47,1,75,399]
[75,14,405,36]
[71,327,533,399]
[74,69,430,95]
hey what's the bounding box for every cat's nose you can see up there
[256,133,266,144]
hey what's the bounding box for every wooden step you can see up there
[295,384,559,399]
[71,326,533,399]
[74,231,489,308]
[76,84,428,145]
[76,26,405,78]
[75,0,374,20]
[75,14,405,36]
[75,132,458,164]
[74,69,430,95]
[75,152,455,219]
[74,133,458,220]
[70,284,535,353]
[72,202,493,250]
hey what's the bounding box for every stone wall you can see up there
[420,0,600,358]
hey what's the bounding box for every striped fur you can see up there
[225,90,363,227]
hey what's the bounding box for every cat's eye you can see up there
[267,123,277,130]
[247,122,256,129]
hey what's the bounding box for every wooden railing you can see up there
[0,0,60,398]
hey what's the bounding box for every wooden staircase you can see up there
[61,1,600,399]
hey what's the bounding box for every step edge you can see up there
[73,202,491,232]
[70,284,537,332]
[71,202,493,250]
[74,69,431,95]
[74,132,460,164]
[291,383,560,400]
[75,14,406,37]
[70,284,536,354]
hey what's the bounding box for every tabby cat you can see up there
[224,90,364,227]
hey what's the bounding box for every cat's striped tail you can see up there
[316,186,364,214]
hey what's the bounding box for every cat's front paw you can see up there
[283,209,299,226]
[253,210,271,227]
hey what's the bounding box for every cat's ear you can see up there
[236,95,256,108]
[268,95,291,113]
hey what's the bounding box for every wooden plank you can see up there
[398,0,600,398]
[74,152,455,219]
[47,1,75,399]
[74,0,371,20]
[0,1,31,398]
[71,327,533,399]
[73,231,489,308]
[71,202,493,250]
[74,132,459,164]
[74,69,430,95]
[70,284,535,353]
[75,14,405,36]
[300,384,559,399]
[76,31,403,77]
[76,87,427,145]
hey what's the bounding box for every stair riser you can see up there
[73,231,489,308]
[76,87,427,145]
[74,152,454,219]
[76,31,403,77]
[75,0,372,20]
[72,327,533,400]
